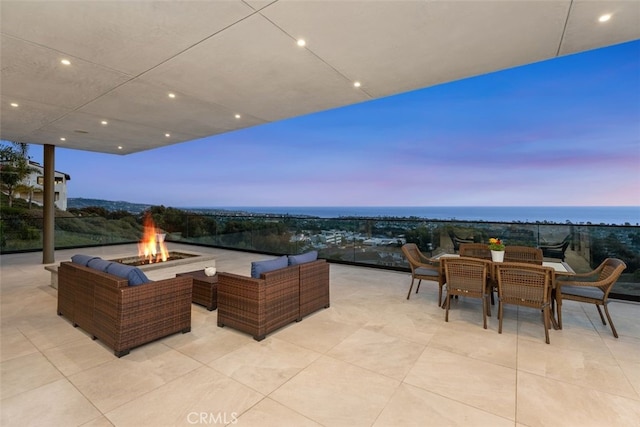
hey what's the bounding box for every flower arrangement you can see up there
[488,237,505,251]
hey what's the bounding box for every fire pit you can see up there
[110,214,215,272]
[110,250,214,272]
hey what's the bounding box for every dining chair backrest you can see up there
[496,262,553,308]
[401,243,422,273]
[504,246,543,265]
[443,257,493,328]
[496,262,555,343]
[443,257,491,294]
[459,243,491,260]
[401,243,444,304]
[591,258,626,295]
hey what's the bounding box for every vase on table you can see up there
[491,250,505,262]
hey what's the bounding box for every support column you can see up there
[42,144,55,264]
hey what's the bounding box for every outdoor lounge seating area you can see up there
[1,243,639,426]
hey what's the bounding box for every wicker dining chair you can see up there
[459,243,491,260]
[442,257,492,328]
[504,246,543,264]
[555,258,626,338]
[401,243,444,305]
[496,262,554,344]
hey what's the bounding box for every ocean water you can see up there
[204,206,640,225]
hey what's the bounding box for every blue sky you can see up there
[29,40,640,208]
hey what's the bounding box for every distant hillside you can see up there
[67,198,153,214]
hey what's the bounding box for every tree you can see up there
[0,142,35,208]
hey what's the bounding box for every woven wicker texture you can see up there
[217,265,301,341]
[401,243,444,305]
[177,270,218,310]
[556,258,626,338]
[496,262,553,343]
[57,262,192,357]
[504,246,543,264]
[442,257,492,328]
[299,260,331,318]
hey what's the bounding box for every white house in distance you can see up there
[14,161,71,211]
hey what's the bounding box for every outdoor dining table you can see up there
[435,253,575,328]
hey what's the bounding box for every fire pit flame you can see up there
[138,214,168,264]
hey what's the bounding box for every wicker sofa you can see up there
[57,260,192,357]
[217,257,330,341]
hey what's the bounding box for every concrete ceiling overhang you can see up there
[1,0,639,155]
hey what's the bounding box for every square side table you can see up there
[177,270,218,311]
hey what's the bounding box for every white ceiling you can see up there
[1,0,639,155]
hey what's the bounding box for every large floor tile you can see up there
[43,337,116,377]
[517,339,638,399]
[211,337,321,394]
[404,346,516,420]
[274,310,364,353]
[517,371,640,426]
[428,320,517,369]
[68,343,202,413]
[0,327,38,362]
[327,327,425,380]
[270,355,400,427]
[234,398,322,427]
[105,366,263,427]
[1,379,101,426]
[374,383,513,427]
[0,351,63,399]
[167,325,254,365]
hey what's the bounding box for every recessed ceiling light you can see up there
[297,39,306,47]
[117,146,123,150]
[101,120,108,125]
[599,14,612,22]
[353,81,361,88]
[60,137,66,141]
[168,93,176,98]
[165,133,171,137]
[10,102,18,107]
[60,59,71,65]
[235,114,241,119]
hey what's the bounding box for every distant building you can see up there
[14,161,71,210]
[319,230,342,246]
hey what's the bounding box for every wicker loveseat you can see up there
[217,254,330,341]
[57,259,192,357]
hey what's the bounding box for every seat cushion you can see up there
[288,250,318,266]
[106,262,151,286]
[415,267,439,277]
[71,254,100,266]
[251,256,288,279]
[560,285,605,300]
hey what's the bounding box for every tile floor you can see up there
[1,244,639,426]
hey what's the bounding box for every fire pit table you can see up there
[176,270,218,311]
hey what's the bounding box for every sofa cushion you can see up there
[106,262,151,286]
[288,250,318,266]
[71,254,100,266]
[87,258,114,272]
[251,255,288,279]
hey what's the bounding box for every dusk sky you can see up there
[28,39,640,208]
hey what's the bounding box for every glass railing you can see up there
[1,213,638,301]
